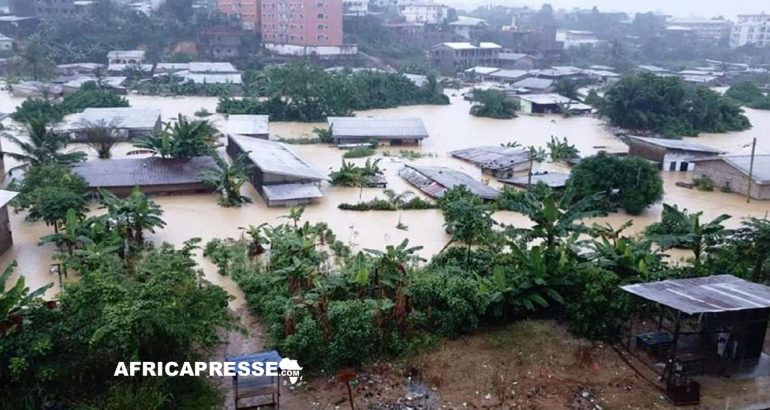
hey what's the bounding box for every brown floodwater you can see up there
[1,91,769,307]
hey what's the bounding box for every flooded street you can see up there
[1,91,769,307]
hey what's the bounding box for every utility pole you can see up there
[527,147,534,189]
[747,137,757,204]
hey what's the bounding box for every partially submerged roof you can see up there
[498,52,532,61]
[328,117,428,140]
[489,69,529,81]
[692,155,770,184]
[73,107,161,130]
[227,115,270,136]
[403,73,428,87]
[228,135,327,181]
[464,66,500,75]
[499,172,570,188]
[638,64,669,73]
[450,145,531,171]
[0,190,18,208]
[621,275,770,315]
[175,71,243,84]
[399,165,500,200]
[511,77,554,90]
[262,183,324,202]
[188,62,238,73]
[518,93,574,105]
[448,16,487,26]
[71,156,216,188]
[627,136,723,154]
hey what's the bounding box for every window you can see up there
[318,24,325,30]
[317,13,324,18]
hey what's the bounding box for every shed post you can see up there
[665,310,682,385]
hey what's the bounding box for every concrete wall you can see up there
[628,140,666,163]
[0,205,13,255]
[695,159,770,200]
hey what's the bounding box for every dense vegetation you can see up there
[599,73,751,137]
[469,89,517,119]
[203,182,770,375]
[217,63,448,122]
[338,190,437,211]
[329,159,384,187]
[12,82,129,123]
[725,81,770,110]
[566,152,664,214]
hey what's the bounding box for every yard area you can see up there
[289,320,770,409]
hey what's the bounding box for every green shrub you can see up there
[693,175,715,191]
[342,146,375,158]
[565,266,632,341]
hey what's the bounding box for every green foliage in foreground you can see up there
[217,62,448,122]
[469,89,517,119]
[600,73,751,136]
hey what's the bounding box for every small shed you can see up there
[71,156,217,196]
[0,190,18,255]
[327,117,428,147]
[499,172,570,189]
[227,115,270,139]
[691,155,770,200]
[517,93,591,114]
[626,136,723,172]
[622,275,770,398]
[227,135,327,207]
[399,165,499,200]
[70,107,162,140]
[227,350,282,409]
[450,145,531,179]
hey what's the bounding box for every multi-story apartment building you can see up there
[261,0,356,56]
[217,0,261,31]
[431,41,502,75]
[666,17,731,44]
[398,1,448,25]
[730,14,770,48]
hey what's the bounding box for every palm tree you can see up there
[79,119,122,159]
[646,204,731,263]
[1,118,86,173]
[18,34,55,81]
[199,151,252,207]
[134,114,217,159]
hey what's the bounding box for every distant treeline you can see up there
[216,63,449,122]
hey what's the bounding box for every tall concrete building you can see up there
[217,0,261,31]
[11,0,89,19]
[666,17,731,44]
[730,14,770,48]
[261,0,356,56]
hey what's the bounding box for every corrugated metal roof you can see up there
[262,183,324,202]
[621,275,770,314]
[489,70,529,80]
[450,145,531,171]
[448,16,487,26]
[464,66,500,75]
[512,77,554,90]
[227,115,270,136]
[188,62,238,73]
[229,135,328,181]
[692,155,770,184]
[403,73,428,87]
[439,42,502,50]
[176,71,243,84]
[107,50,145,59]
[518,93,575,105]
[71,156,216,188]
[498,52,531,61]
[73,107,161,130]
[628,136,723,154]
[399,165,500,200]
[499,172,570,188]
[0,190,18,208]
[328,117,429,140]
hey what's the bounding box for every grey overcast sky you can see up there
[446,0,767,19]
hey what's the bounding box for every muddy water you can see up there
[1,91,769,307]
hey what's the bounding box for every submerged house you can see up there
[399,165,500,200]
[517,93,591,114]
[450,145,531,179]
[69,107,162,141]
[227,135,328,206]
[226,115,270,139]
[627,136,724,172]
[0,190,18,254]
[327,117,429,147]
[499,172,570,189]
[71,157,217,197]
[691,155,770,200]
